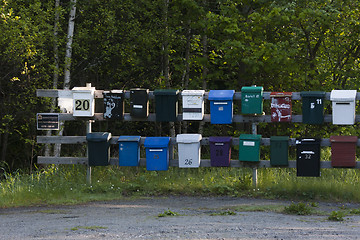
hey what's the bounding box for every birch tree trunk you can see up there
[54,0,76,157]
[45,0,61,157]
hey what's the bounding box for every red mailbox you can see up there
[330,136,358,167]
[270,92,292,122]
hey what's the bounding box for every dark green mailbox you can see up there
[154,89,179,122]
[86,132,112,166]
[130,88,149,118]
[300,91,325,124]
[270,136,289,166]
[239,134,262,162]
[241,86,264,114]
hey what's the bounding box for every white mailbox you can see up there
[176,134,202,168]
[330,90,357,125]
[72,84,95,117]
[181,90,205,120]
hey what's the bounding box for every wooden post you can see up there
[252,122,258,188]
[86,119,92,185]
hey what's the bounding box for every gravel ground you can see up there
[1,196,360,239]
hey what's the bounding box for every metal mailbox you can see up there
[270,92,292,122]
[270,136,289,166]
[239,134,262,162]
[330,136,358,168]
[208,90,235,124]
[103,90,124,120]
[118,136,141,166]
[72,85,95,117]
[144,137,170,171]
[176,134,202,168]
[330,90,357,125]
[181,90,205,120]
[296,138,321,177]
[209,136,232,167]
[130,88,149,118]
[154,89,179,122]
[86,132,111,166]
[241,86,263,114]
[301,91,326,124]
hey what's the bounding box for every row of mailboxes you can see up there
[60,87,358,125]
[86,133,359,175]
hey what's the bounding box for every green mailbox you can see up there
[154,89,179,122]
[239,134,262,162]
[300,91,325,124]
[86,132,112,166]
[241,86,264,114]
[270,136,289,166]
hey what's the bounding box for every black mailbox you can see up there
[296,138,321,177]
[103,90,124,120]
[130,88,149,118]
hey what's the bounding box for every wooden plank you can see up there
[36,136,338,147]
[37,157,360,169]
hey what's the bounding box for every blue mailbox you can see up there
[208,90,235,124]
[118,136,141,166]
[144,137,171,171]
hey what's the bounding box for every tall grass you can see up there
[1,165,360,208]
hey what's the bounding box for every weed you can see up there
[283,202,312,215]
[210,210,236,216]
[71,226,108,231]
[158,209,179,217]
[349,208,360,215]
[328,211,345,221]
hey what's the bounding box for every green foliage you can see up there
[328,211,345,221]
[158,209,179,217]
[210,210,236,216]
[283,202,313,215]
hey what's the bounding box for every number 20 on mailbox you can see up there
[72,85,95,117]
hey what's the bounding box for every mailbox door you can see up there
[301,92,325,124]
[103,91,124,120]
[296,139,320,177]
[182,95,204,120]
[209,137,231,167]
[210,101,233,124]
[332,101,355,125]
[270,136,289,166]
[270,94,292,122]
[146,148,169,171]
[130,89,149,118]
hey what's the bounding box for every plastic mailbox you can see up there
[144,137,170,171]
[118,136,141,166]
[330,136,358,168]
[153,89,179,122]
[103,90,124,120]
[296,138,321,177]
[239,134,261,162]
[86,132,112,166]
[270,92,292,122]
[301,91,326,124]
[181,90,205,120]
[209,137,232,167]
[241,86,263,114]
[72,85,95,117]
[270,136,289,166]
[208,90,235,124]
[130,88,149,118]
[176,134,202,168]
[330,90,357,125]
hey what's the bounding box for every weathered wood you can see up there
[37,157,360,169]
[36,136,342,147]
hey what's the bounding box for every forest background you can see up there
[1,0,360,172]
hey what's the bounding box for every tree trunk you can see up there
[55,0,77,157]
[45,0,61,157]
[182,21,192,134]
[198,17,208,135]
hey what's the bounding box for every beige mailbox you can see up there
[181,90,205,120]
[330,90,357,125]
[72,84,96,117]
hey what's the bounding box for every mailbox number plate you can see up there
[74,99,90,111]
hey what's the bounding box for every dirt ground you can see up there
[1,196,360,240]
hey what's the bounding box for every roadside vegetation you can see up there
[2,165,360,208]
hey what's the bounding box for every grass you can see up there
[1,164,360,208]
[158,209,179,217]
[209,210,236,216]
[283,202,313,215]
